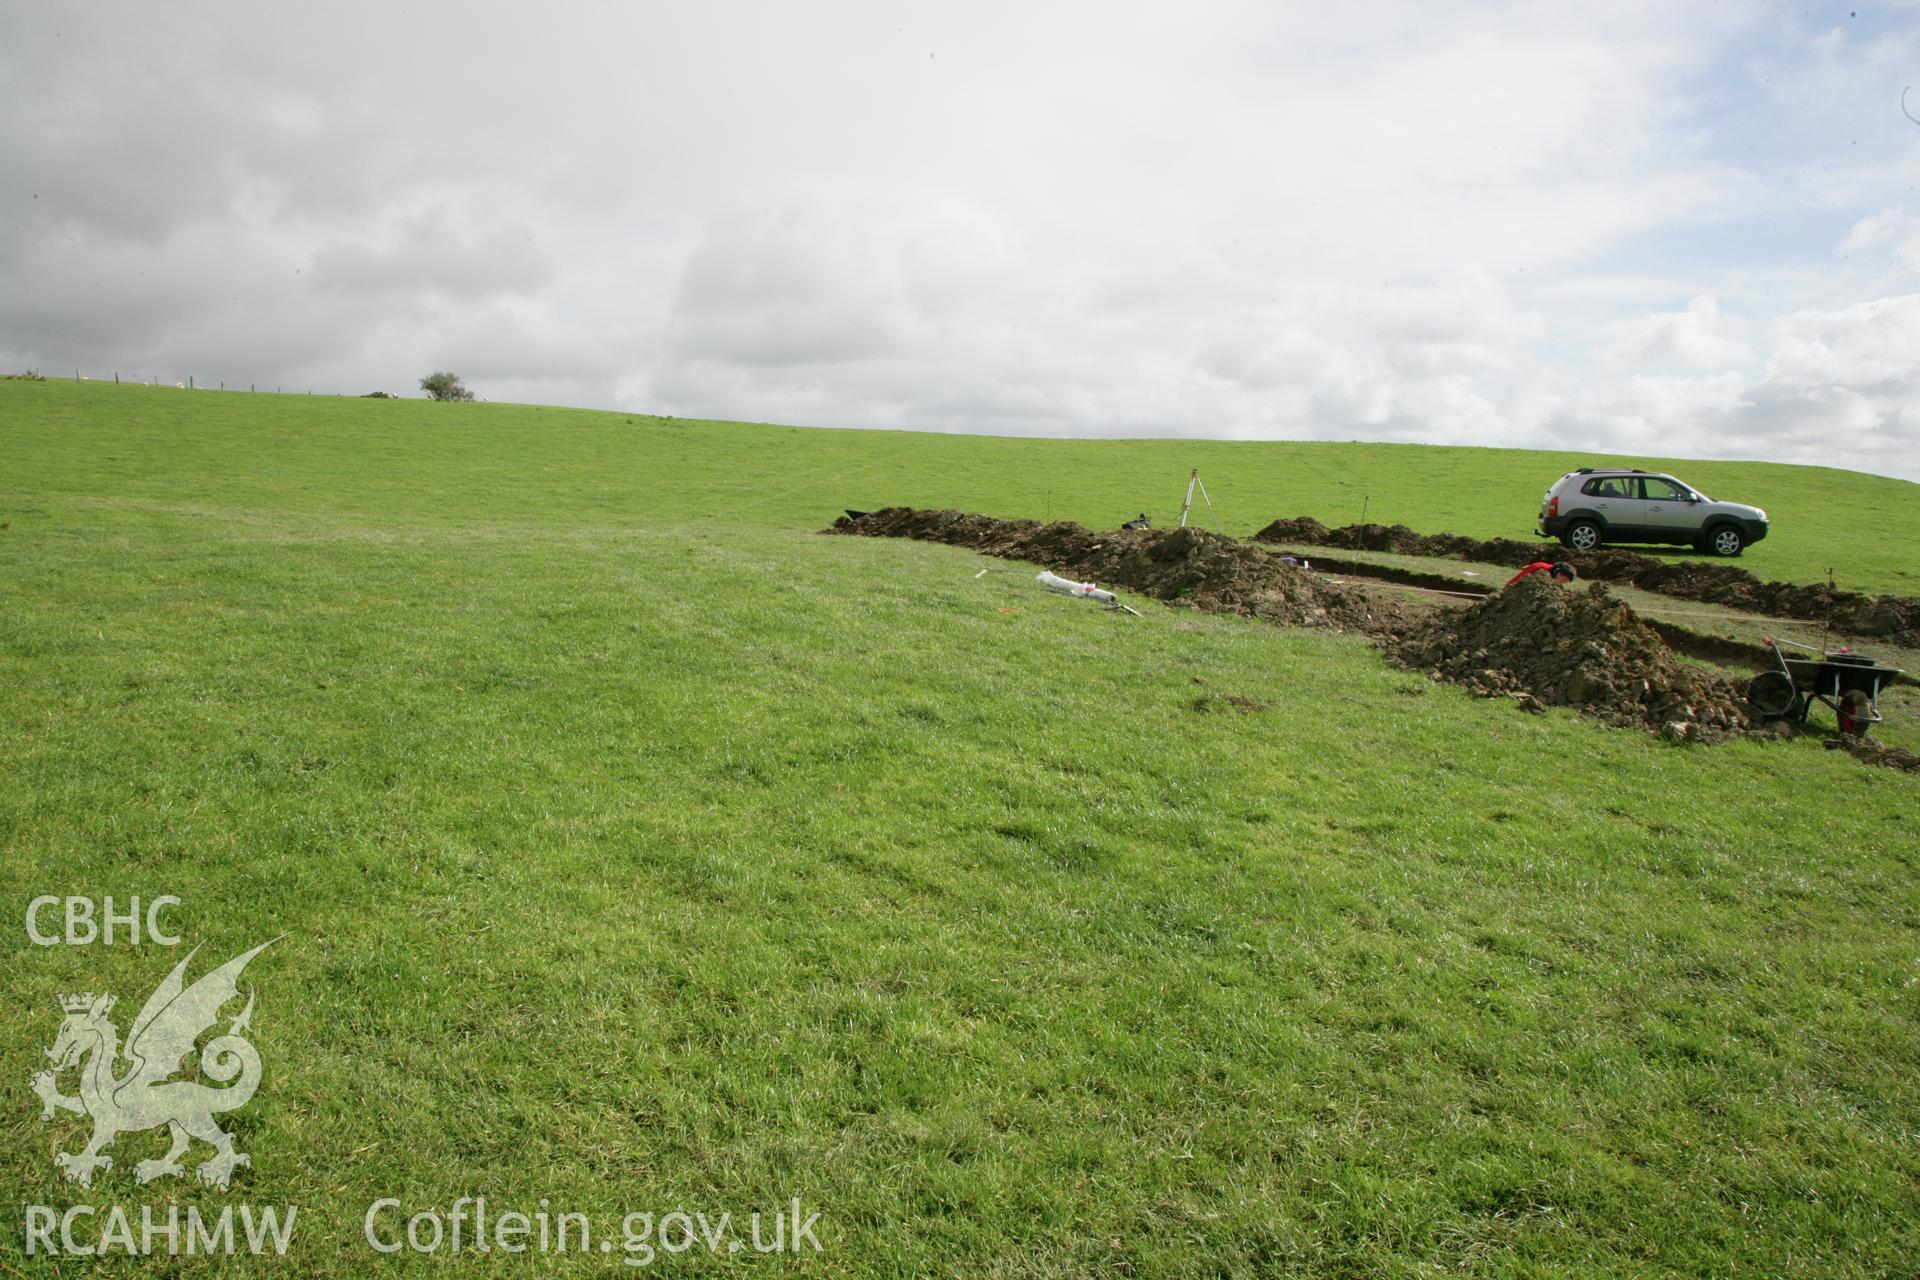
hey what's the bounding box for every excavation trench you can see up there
[1254,516,1919,647]
[829,508,1768,745]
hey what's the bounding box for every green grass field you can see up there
[2,380,1917,1277]
[6,380,1915,592]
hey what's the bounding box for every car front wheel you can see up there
[1707,525,1744,557]
[1563,520,1601,551]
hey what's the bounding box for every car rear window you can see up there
[1581,476,1636,498]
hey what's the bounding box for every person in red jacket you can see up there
[1506,561,1577,587]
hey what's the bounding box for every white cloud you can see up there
[1602,295,1752,370]
[309,213,554,300]
[649,207,1546,446]
[1839,209,1920,272]
[1766,293,1920,392]
[1591,372,1753,450]
[1542,294,1920,477]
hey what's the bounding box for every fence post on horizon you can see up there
[114,372,119,384]
[188,375,193,389]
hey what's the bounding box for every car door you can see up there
[1582,475,1650,536]
[1638,476,1698,536]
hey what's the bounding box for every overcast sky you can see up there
[4,2,1918,479]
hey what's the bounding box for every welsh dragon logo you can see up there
[30,939,278,1190]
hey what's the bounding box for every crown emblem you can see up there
[60,993,99,1013]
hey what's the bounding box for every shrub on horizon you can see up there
[419,372,474,402]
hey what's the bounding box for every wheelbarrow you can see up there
[1746,638,1903,736]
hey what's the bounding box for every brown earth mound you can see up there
[1255,516,1918,646]
[828,507,1414,636]
[1832,737,1920,772]
[1389,576,1752,739]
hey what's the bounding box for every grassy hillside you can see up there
[1,380,1917,1277]
[5,380,1916,593]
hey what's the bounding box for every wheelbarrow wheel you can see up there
[1746,670,1797,719]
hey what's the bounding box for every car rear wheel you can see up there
[1707,525,1744,557]
[1563,520,1601,551]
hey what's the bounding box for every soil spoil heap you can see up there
[1833,737,1920,772]
[1390,576,1752,739]
[829,507,1410,636]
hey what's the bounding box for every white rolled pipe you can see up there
[1037,570,1117,605]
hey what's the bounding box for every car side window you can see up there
[1643,478,1685,501]
[1582,476,1634,498]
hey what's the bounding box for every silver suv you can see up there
[1537,468,1769,557]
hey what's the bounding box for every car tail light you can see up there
[1547,495,1559,517]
